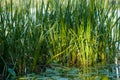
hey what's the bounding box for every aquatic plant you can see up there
[0,0,119,79]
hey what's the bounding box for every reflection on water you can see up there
[17,64,120,80]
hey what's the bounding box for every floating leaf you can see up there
[8,68,16,76]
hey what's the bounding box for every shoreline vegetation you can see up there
[0,0,120,79]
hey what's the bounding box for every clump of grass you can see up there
[0,0,119,79]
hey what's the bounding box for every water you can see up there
[17,64,120,80]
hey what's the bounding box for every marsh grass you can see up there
[0,0,120,79]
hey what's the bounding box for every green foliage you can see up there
[0,0,119,78]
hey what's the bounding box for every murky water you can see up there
[17,64,120,80]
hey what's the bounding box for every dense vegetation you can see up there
[0,0,120,79]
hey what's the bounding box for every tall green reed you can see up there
[0,0,43,77]
[0,0,119,78]
[46,0,120,66]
